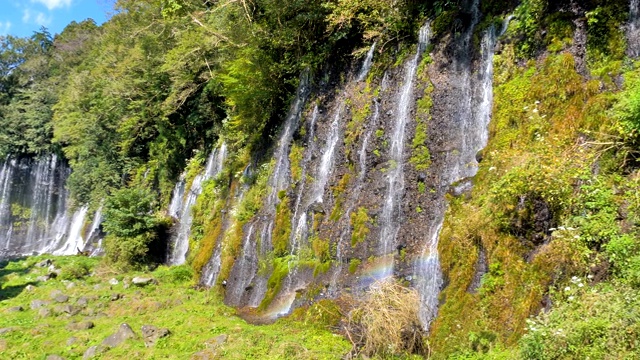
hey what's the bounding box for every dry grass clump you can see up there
[344,279,429,358]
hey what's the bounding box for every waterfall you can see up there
[86,206,104,256]
[224,73,310,307]
[357,42,377,82]
[629,0,640,57]
[53,205,89,255]
[377,22,432,278]
[168,144,228,265]
[413,8,508,328]
[0,155,96,258]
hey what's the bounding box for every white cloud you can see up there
[23,9,32,23]
[32,0,72,10]
[0,21,12,35]
[35,12,52,26]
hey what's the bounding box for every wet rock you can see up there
[35,259,52,268]
[141,325,170,347]
[132,277,156,286]
[46,355,65,360]
[7,306,24,313]
[101,323,137,348]
[308,201,325,214]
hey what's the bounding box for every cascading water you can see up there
[357,43,376,82]
[224,73,310,307]
[168,143,227,265]
[629,0,640,57]
[413,7,510,328]
[377,22,432,278]
[0,155,92,258]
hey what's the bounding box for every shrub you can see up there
[345,280,428,358]
[59,259,91,280]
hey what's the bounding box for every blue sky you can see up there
[0,0,112,38]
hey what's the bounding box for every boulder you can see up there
[31,300,49,310]
[101,323,137,348]
[141,325,170,347]
[204,334,228,349]
[35,259,52,268]
[131,277,156,286]
[37,275,52,282]
[39,308,52,318]
[55,305,81,316]
[0,327,16,335]
[82,345,107,360]
[67,321,95,331]
[46,355,65,360]
[54,294,70,303]
[76,297,89,308]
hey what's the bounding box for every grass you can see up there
[0,255,350,359]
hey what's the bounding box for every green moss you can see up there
[348,258,361,274]
[289,143,304,184]
[272,196,292,257]
[330,173,352,222]
[410,83,433,171]
[350,207,370,247]
[259,256,293,310]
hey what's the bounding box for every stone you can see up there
[54,294,70,303]
[141,325,170,347]
[76,297,89,308]
[93,284,101,291]
[7,306,24,313]
[192,350,216,360]
[39,308,52,318]
[101,323,137,348]
[66,282,76,290]
[46,355,65,360]
[82,345,105,360]
[37,275,52,282]
[56,305,81,316]
[67,321,95,331]
[204,334,228,349]
[31,299,49,309]
[35,259,52,267]
[25,284,36,292]
[131,277,156,286]
[67,337,80,346]
[0,327,16,335]
[109,278,119,285]
[0,339,6,351]
[110,293,122,301]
